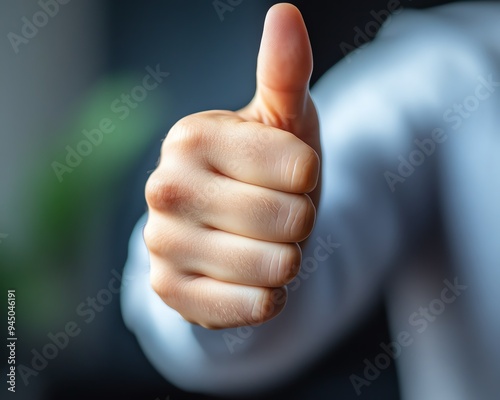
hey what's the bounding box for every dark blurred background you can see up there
[0,0,464,399]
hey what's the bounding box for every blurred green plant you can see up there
[1,72,165,330]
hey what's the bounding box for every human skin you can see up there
[143,3,322,329]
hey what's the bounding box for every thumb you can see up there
[241,3,317,140]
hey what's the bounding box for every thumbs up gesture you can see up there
[144,4,321,329]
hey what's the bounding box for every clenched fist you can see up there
[144,3,321,329]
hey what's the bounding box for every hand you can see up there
[144,3,321,329]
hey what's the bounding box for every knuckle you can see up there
[143,218,177,256]
[143,220,159,254]
[150,266,190,313]
[167,114,207,150]
[145,171,190,212]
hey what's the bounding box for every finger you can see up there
[202,179,316,243]
[191,170,315,242]
[144,212,301,287]
[165,112,319,194]
[147,162,316,242]
[241,3,314,134]
[150,260,288,329]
